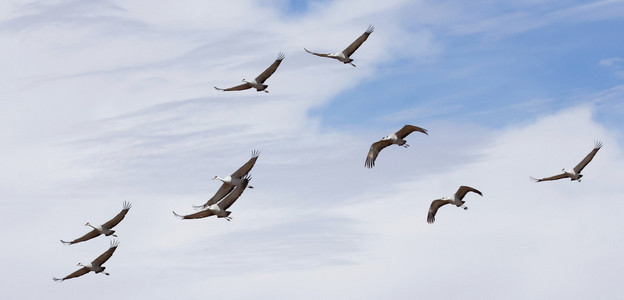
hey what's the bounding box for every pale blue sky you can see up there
[1,0,624,299]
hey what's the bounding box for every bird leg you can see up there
[461,205,468,210]
[225,217,233,221]
[264,90,269,93]
[349,62,356,67]
[402,144,410,148]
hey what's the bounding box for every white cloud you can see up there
[599,57,623,67]
[1,0,623,299]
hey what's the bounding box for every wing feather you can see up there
[427,199,453,224]
[343,25,374,57]
[92,240,119,267]
[395,125,428,139]
[101,201,131,229]
[573,141,603,173]
[173,209,215,220]
[231,150,260,178]
[530,173,569,182]
[214,83,252,92]
[53,267,90,282]
[192,183,234,210]
[456,186,482,199]
[304,48,332,58]
[218,176,251,210]
[365,139,393,168]
[60,229,101,245]
[255,52,285,83]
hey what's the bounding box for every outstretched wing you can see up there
[101,201,131,229]
[304,48,332,58]
[92,240,119,267]
[60,228,101,245]
[231,150,260,178]
[214,83,252,92]
[365,139,393,168]
[173,209,215,220]
[192,183,234,210]
[53,267,90,282]
[395,125,428,139]
[255,52,285,83]
[573,141,603,173]
[427,199,453,224]
[218,176,251,210]
[456,186,482,199]
[530,173,569,182]
[342,25,374,57]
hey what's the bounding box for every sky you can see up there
[1,0,624,299]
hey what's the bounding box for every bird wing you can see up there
[192,183,235,210]
[255,52,285,83]
[395,124,428,139]
[218,176,251,210]
[342,25,374,57]
[214,83,252,92]
[456,186,483,199]
[173,209,215,220]
[92,240,119,267]
[101,201,131,229]
[427,199,453,224]
[60,228,101,245]
[365,139,393,168]
[53,267,90,282]
[573,141,603,173]
[304,48,332,58]
[530,173,569,182]
[231,150,260,178]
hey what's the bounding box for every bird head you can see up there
[84,222,91,226]
[212,176,219,180]
[76,262,83,267]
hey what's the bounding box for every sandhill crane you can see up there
[173,175,251,221]
[60,201,131,245]
[531,141,603,182]
[427,186,483,224]
[304,25,374,67]
[214,53,285,93]
[365,125,428,168]
[192,150,259,211]
[53,240,120,282]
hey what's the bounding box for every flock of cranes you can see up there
[53,25,604,282]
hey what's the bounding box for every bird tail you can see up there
[60,240,72,245]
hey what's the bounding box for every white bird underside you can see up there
[304,25,374,67]
[174,176,251,221]
[365,124,428,168]
[60,201,131,245]
[193,150,259,210]
[531,140,603,182]
[53,240,120,282]
[214,53,285,92]
[427,186,483,224]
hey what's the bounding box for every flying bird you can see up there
[531,141,603,182]
[53,240,120,282]
[192,150,259,211]
[304,25,374,67]
[427,186,483,224]
[365,125,428,168]
[214,53,285,93]
[174,175,251,221]
[60,201,131,245]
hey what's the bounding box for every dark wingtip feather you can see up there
[594,140,603,149]
[366,25,375,33]
[277,52,286,61]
